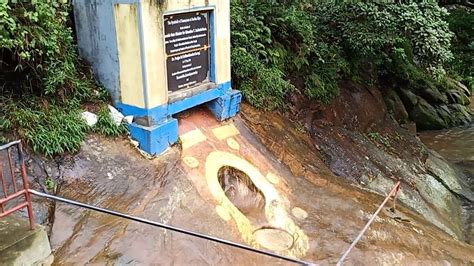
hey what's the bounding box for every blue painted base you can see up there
[128,118,179,155]
[207,90,242,121]
[120,81,241,155]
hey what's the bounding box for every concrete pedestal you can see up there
[124,86,242,155]
[129,118,179,155]
[0,216,53,266]
[207,90,242,121]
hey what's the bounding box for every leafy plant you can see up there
[45,178,55,190]
[317,2,454,79]
[230,1,457,110]
[94,106,127,137]
[0,2,112,156]
[446,8,473,91]
[232,48,294,110]
[0,116,11,131]
[0,1,95,100]
[11,103,88,157]
[368,132,382,141]
[231,1,347,109]
[0,136,8,145]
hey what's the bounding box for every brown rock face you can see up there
[242,103,474,264]
[284,81,472,240]
[289,80,387,132]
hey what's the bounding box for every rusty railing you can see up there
[0,140,35,229]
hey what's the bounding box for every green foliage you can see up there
[1,2,113,156]
[0,136,8,145]
[0,116,11,132]
[231,49,293,110]
[231,0,348,109]
[0,114,11,145]
[231,1,457,109]
[446,8,473,90]
[0,1,96,101]
[11,103,88,157]
[367,132,382,141]
[94,106,127,137]
[315,2,454,79]
[399,3,454,67]
[230,2,294,110]
[45,178,56,190]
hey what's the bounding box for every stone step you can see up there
[0,216,53,266]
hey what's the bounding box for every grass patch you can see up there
[3,102,128,157]
[0,136,8,145]
[1,2,127,157]
[94,106,128,137]
[10,103,88,157]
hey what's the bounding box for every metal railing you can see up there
[0,140,35,229]
[29,189,312,265]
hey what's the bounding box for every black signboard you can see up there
[164,11,210,92]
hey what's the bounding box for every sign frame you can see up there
[163,8,215,95]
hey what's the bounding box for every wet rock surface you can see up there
[22,102,474,265]
[242,104,474,264]
[411,96,448,130]
[385,78,473,130]
[47,136,275,265]
[384,89,409,124]
[284,82,473,241]
[0,147,55,229]
[420,122,474,244]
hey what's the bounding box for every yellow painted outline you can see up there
[183,156,200,168]
[211,124,240,140]
[205,151,309,257]
[180,129,207,150]
[226,138,240,150]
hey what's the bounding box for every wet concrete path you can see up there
[49,107,474,265]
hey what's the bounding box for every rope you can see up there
[337,181,401,265]
[28,189,314,265]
